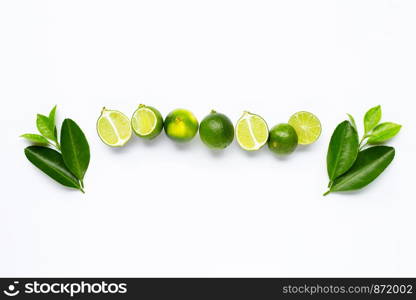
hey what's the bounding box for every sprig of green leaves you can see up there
[324,105,401,196]
[21,106,90,193]
[359,105,402,150]
[21,105,60,149]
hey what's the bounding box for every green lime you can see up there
[235,111,269,151]
[268,123,298,155]
[131,104,163,139]
[164,109,199,142]
[288,111,321,145]
[199,110,234,149]
[97,108,132,147]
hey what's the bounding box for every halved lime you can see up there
[131,104,163,139]
[288,111,321,145]
[236,111,269,151]
[97,108,132,147]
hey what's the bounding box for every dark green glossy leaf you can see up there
[347,114,357,131]
[24,146,81,190]
[327,121,359,181]
[367,122,402,144]
[364,105,382,134]
[60,119,90,180]
[329,146,395,193]
[36,114,55,140]
[21,133,49,145]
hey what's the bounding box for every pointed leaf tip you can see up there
[364,105,382,134]
[21,133,50,145]
[24,146,81,190]
[367,122,402,144]
[36,114,56,140]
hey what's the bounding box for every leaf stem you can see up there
[324,181,334,196]
[359,135,369,151]
[328,181,333,188]
[45,140,61,151]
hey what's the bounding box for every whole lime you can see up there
[164,109,199,142]
[199,110,234,149]
[268,123,298,155]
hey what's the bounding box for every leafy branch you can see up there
[324,105,401,196]
[21,106,90,193]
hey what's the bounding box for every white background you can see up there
[0,0,415,277]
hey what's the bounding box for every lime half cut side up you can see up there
[236,111,269,151]
[97,108,132,147]
[288,111,322,145]
[131,105,163,139]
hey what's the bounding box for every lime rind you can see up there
[236,111,269,151]
[97,108,132,147]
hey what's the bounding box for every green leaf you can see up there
[367,122,402,144]
[24,146,82,190]
[327,121,359,181]
[328,146,395,193]
[60,119,90,181]
[49,105,57,126]
[36,114,55,140]
[364,105,382,134]
[48,105,58,140]
[347,114,357,131]
[21,134,50,145]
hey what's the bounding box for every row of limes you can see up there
[97,105,322,154]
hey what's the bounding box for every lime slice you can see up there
[236,111,269,151]
[131,104,163,139]
[97,108,132,147]
[288,111,321,145]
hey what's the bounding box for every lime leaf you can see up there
[364,105,382,134]
[367,122,402,144]
[48,105,58,139]
[329,146,395,194]
[49,105,57,126]
[327,121,359,181]
[347,114,357,131]
[21,134,50,145]
[36,114,55,140]
[24,146,82,191]
[60,119,90,181]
